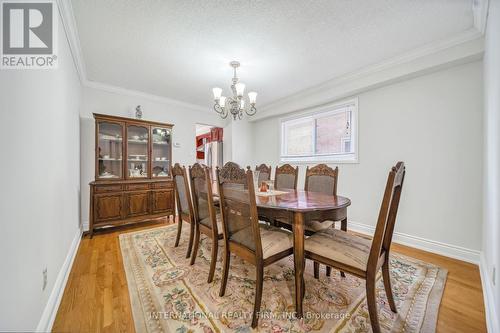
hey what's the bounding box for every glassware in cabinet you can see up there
[127,125,149,178]
[97,121,123,179]
[151,127,171,177]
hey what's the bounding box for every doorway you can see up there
[195,124,223,178]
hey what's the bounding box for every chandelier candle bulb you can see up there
[235,82,245,97]
[240,99,245,109]
[212,87,222,100]
[219,96,226,107]
[248,91,257,104]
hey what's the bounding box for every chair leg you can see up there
[313,262,320,279]
[207,237,218,283]
[326,266,331,277]
[190,224,200,265]
[219,247,230,297]
[366,276,381,333]
[382,260,397,313]
[174,217,182,247]
[251,265,264,328]
[186,222,194,258]
[339,218,347,278]
[302,276,305,299]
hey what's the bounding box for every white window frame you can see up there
[279,98,358,164]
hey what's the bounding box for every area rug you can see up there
[119,225,447,333]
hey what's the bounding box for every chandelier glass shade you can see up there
[212,61,257,120]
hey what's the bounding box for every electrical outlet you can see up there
[42,268,48,291]
[493,266,496,286]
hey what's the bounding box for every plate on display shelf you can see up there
[100,172,118,179]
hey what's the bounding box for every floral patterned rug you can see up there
[119,225,447,333]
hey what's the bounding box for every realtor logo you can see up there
[1,0,58,69]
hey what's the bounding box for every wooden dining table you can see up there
[254,189,351,317]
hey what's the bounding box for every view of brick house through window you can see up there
[316,110,351,154]
[280,99,357,163]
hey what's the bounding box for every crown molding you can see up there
[56,0,86,83]
[58,0,486,118]
[252,28,484,121]
[56,0,210,113]
[84,80,210,112]
[473,0,490,34]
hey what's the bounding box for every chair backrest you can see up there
[367,162,406,272]
[304,164,338,195]
[172,163,193,219]
[217,162,263,259]
[255,164,271,185]
[274,164,299,190]
[189,163,218,234]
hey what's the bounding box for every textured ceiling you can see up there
[72,0,474,108]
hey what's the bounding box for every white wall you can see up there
[252,61,483,253]
[0,11,82,331]
[482,0,500,330]
[223,122,233,163]
[79,86,225,229]
[229,118,254,168]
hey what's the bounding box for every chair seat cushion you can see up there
[200,213,224,235]
[277,218,334,232]
[305,229,372,271]
[231,224,293,259]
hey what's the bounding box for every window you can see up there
[280,99,358,163]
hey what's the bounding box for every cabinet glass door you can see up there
[127,125,149,178]
[97,121,123,179]
[152,127,171,177]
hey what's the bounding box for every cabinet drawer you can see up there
[152,182,172,189]
[95,184,123,193]
[125,183,150,191]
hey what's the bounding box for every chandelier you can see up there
[212,61,257,120]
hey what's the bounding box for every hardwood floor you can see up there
[52,220,487,332]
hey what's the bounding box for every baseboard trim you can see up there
[347,221,481,264]
[36,227,82,332]
[82,219,89,232]
[480,253,500,333]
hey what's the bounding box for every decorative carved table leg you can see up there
[292,211,305,318]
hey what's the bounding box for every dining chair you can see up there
[255,163,272,185]
[274,164,299,190]
[277,164,339,235]
[189,163,223,283]
[173,163,195,258]
[304,164,338,195]
[276,163,341,277]
[217,162,294,328]
[304,162,405,333]
[304,163,340,232]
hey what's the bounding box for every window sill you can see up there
[280,155,359,164]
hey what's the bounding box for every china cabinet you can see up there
[89,113,174,236]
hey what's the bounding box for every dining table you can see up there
[254,189,351,317]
